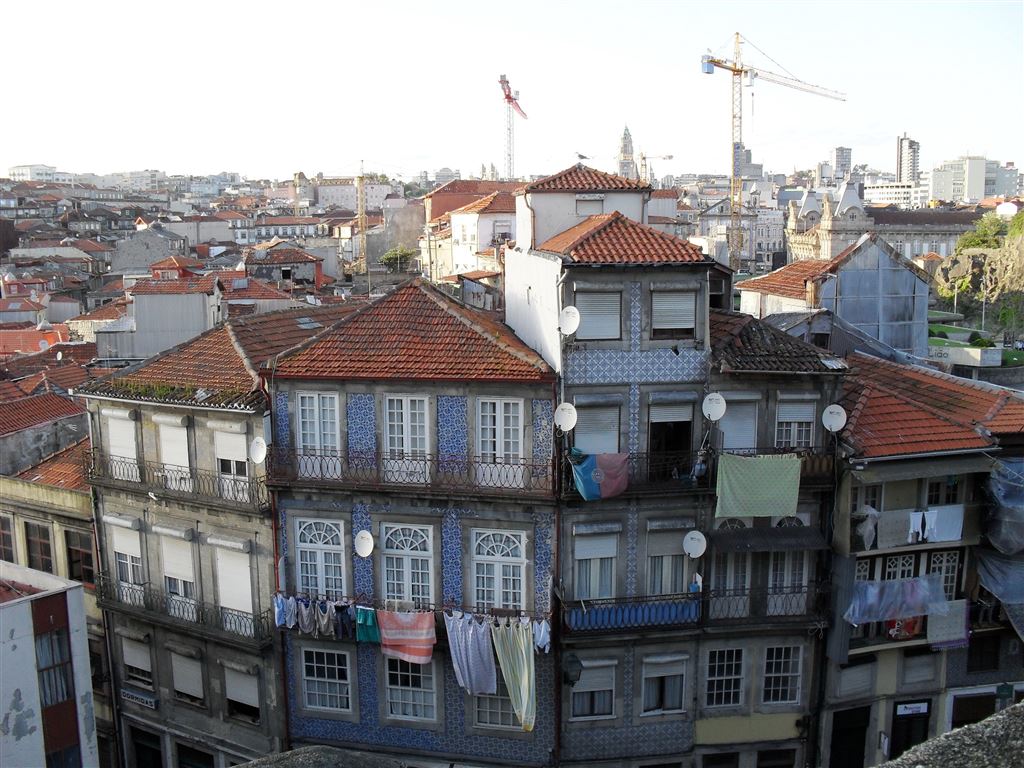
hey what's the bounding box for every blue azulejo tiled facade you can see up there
[277,494,557,765]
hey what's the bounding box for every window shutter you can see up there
[107,417,137,460]
[576,293,621,340]
[215,548,252,613]
[576,661,616,692]
[225,668,259,706]
[647,533,685,557]
[161,537,194,582]
[215,432,247,462]
[158,424,188,467]
[574,407,619,454]
[575,534,617,560]
[650,403,693,423]
[652,292,696,329]
[171,654,203,699]
[112,527,141,558]
[643,655,686,677]
[720,403,757,451]
[777,402,815,422]
[122,639,150,672]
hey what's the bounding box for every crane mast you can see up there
[702,33,845,272]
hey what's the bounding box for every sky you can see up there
[3,0,1022,183]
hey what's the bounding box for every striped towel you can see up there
[377,610,436,664]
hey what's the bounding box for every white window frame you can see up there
[762,646,802,705]
[295,519,346,599]
[296,391,340,478]
[382,523,434,607]
[385,657,436,721]
[476,398,525,488]
[570,660,616,721]
[928,549,960,600]
[384,395,430,484]
[775,401,815,449]
[574,534,617,600]
[651,291,697,340]
[641,655,686,716]
[215,431,249,502]
[472,529,526,610]
[851,483,883,516]
[474,676,520,730]
[302,647,352,712]
[575,292,621,341]
[647,533,690,596]
[705,648,744,707]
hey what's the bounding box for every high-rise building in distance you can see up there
[896,133,920,183]
[832,146,852,180]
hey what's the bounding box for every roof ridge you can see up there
[223,322,260,390]
[557,212,621,254]
[841,382,872,452]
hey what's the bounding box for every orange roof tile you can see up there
[69,299,130,322]
[450,191,516,215]
[537,211,710,265]
[736,259,829,300]
[0,298,46,312]
[0,326,71,360]
[523,164,651,193]
[150,255,203,269]
[0,380,25,402]
[15,364,94,395]
[425,180,522,197]
[17,438,91,491]
[219,272,294,300]
[3,342,97,376]
[270,280,553,383]
[129,275,220,295]
[651,189,680,199]
[243,247,320,265]
[0,393,84,437]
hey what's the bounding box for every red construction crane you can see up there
[498,74,527,180]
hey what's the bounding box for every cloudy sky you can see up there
[3,0,1022,182]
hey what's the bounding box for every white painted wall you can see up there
[503,248,563,372]
[738,290,808,319]
[521,191,647,249]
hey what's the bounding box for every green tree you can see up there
[379,246,418,273]
[1007,210,1024,239]
[956,212,1007,252]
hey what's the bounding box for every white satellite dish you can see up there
[56,351,63,361]
[553,402,578,431]
[683,531,707,558]
[249,436,267,464]
[558,306,580,336]
[354,530,374,558]
[822,404,848,433]
[702,392,727,422]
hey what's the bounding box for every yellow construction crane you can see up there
[702,33,845,272]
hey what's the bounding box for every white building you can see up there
[929,156,1019,203]
[896,134,920,183]
[0,561,100,768]
[315,178,394,210]
[8,164,58,182]
[449,191,516,274]
[863,182,930,209]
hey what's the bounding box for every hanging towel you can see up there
[908,510,924,543]
[715,453,800,518]
[444,613,497,695]
[355,606,381,643]
[533,619,551,653]
[931,506,964,542]
[334,602,354,639]
[273,593,288,627]
[377,610,436,664]
[923,509,939,541]
[297,599,316,634]
[315,601,336,639]
[285,596,297,629]
[570,453,630,500]
[492,618,536,732]
[385,598,415,612]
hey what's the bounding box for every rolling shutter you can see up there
[171,654,203,699]
[652,292,696,330]
[122,639,150,672]
[574,534,617,560]
[574,407,619,455]
[576,293,621,340]
[650,403,693,423]
[111,527,141,558]
[158,424,188,468]
[647,533,685,557]
[106,417,137,460]
[643,654,686,678]
[576,661,616,692]
[215,548,252,613]
[215,431,247,462]
[777,402,815,423]
[225,669,259,707]
[720,402,757,451]
[161,537,194,582]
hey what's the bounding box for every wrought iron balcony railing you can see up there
[86,449,269,512]
[266,448,555,498]
[562,584,822,634]
[97,575,273,647]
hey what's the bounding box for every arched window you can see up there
[473,530,526,609]
[296,519,344,598]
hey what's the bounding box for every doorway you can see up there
[829,706,869,768]
[131,727,163,768]
[890,700,931,760]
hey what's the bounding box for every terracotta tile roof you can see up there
[537,211,710,265]
[69,299,130,322]
[0,327,71,361]
[450,191,517,215]
[243,247,320,265]
[219,272,294,300]
[459,270,501,280]
[0,298,46,312]
[0,380,25,402]
[149,255,203,269]
[270,280,554,383]
[0,392,84,437]
[710,309,847,374]
[129,275,220,295]
[94,278,125,295]
[845,352,1024,443]
[919,252,943,261]
[3,342,97,377]
[646,215,676,225]
[16,364,95,395]
[226,303,259,318]
[425,180,522,197]
[17,437,91,491]
[523,164,651,193]
[255,216,321,225]
[77,304,361,410]
[651,189,680,199]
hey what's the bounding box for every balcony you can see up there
[266,448,554,499]
[97,576,273,649]
[86,450,270,513]
[561,584,822,635]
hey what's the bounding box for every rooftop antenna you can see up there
[498,74,528,180]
